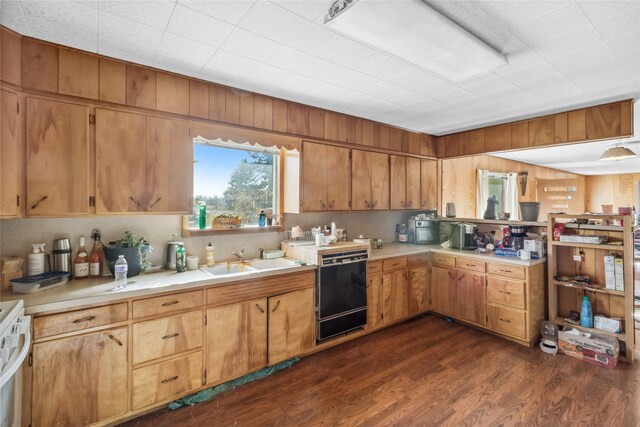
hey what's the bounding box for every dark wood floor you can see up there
[122,315,640,427]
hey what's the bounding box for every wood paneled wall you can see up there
[440,155,585,219]
[585,173,640,212]
[0,26,436,158]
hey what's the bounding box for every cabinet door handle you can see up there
[255,304,265,313]
[364,200,370,208]
[161,300,180,307]
[400,200,405,207]
[162,333,180,340]
[504,291,512,295]
[367,279,372,289]
[129,196,144,209]
[73,316,96,323]
[161,375,179,384]
[30,195,48,210]
[271,300,280,313]
[372,200,378,208]
[407,201,412,208]
[458,274,465,281]
[447,272,455,280]
[499,318,511,323]
[421,201,426,208]
[329,200,335,209]
[149,197,162,209]
[108,334,123,346]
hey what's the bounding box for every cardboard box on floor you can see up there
[558,326,619,368]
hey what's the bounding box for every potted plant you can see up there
[103,231,152,277]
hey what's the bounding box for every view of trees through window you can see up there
[189,141,277,228]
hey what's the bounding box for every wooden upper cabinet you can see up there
[309,107,325,139]
[405,157,421,210]
[99,59,126,104]
[302,142,349,211]
[272,99,288,132]
[324,111,338,141]
[253,95,273,130]
[287,103,310,136]
[156,72,189,115]
[420,159,437,211]
[360,119,375,147]
[127,65,156,109]
[22,38,58,93]
[146,116,193,213]
[528,116,554,147]
[209,84,225,121]
[554,113,568,144]
[239,91,254,127]
[390,155,407,209]
[225,88,240,124]
[567,109,586,142]
[95,109,147,213]
[444,134,459,157]
[1,90,21,217]
[457,132,470,156]
[26,98,90,216]
[374,123,390,150]
[351,149,389,210]
[389,127,402,152]
[585,102,630,140]
[484,124,511,152]
[58,49,99,99]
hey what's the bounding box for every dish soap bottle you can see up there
[580,295,593,328]
[27,243,46,276]
[198,201,207,230]
[206,242,215,266]
[258,210,266,227]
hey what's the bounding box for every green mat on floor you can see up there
[168,358,300,410]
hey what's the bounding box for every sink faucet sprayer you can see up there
[233,248,246,262]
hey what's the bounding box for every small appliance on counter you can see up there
[52,238,73,275]
[449,222,477,250]
[408,216,440,245]
[509,225,529,250]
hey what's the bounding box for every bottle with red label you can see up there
[74,236,89,279]
[553,223,565,241]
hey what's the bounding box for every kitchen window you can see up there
[186,137,280,232]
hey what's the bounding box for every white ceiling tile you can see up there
[532,25,604,60]
[98,0,175,31]
[461,74,517,96]
[428,0,507,38]
[177,0,255,25]
[509,2,592,45]
[1,0,31,35]
[155,32,216,70]
[405,97,445,112]
[327,40,386,73]
[547,42,619,74]
[238,1,310,45]
[592,5,640,40]
[222,28,285,64]
[577,0,639,23]
[360,81,402,99]
[204,49,261,78]
[273,0,331,23]
[413,79,459,97]
[271,47,348,84]
[98,12,164,61]
[166,4,234,47]
[338,92,378,107]
[430,88,476,105]
[29,18,98,52]
[385,67,438,90]
[286,23,349,60]
[480,1,572,28]
[500,61,562,86]
[335,71,381,93]
[362,56,414,81]
[384,90,427,106]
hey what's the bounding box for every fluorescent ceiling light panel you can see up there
[324,0,507,82]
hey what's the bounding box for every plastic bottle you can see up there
[580,295,593,328]
[258,210,266,227]
[27,243,46,276]
[89,230,105,278]
[74,237,89,279]
[198,202,207,230]
[206,242,215,267]
[114,255,128,289]
[176,243,186,273]
[398,224,408,243]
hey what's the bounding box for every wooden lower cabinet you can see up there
[456,271,486,325]
[382,270,410,323]
[430,265,457,316]
[487,304,526,339]
[32,327,128,427]
[206,298,267,385]
[409,265,429,314]
[268,288,315,364]
[367,273,383,329]
[132,351,203,410]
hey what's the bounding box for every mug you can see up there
[186,256,199,270]
[517,250,531,260]
[446,202,456,218]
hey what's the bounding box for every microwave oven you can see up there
[408,218,440,245]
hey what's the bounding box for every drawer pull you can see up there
[161,300,180,307]
[162,333,180,340]
[255,304,265,313]
[499,318,512,323]
[161,375,179,384]
[73,316,96,323]
[272,300,281,313]
[499,269,512,273]
[108,334,123,346]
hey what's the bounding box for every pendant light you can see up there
[598,144,638,161]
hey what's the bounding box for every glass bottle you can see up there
[89,230,105,278]
[259,210,266,227]
[198,201,207,230]
[176,243,186,273]
[74,236,89,279]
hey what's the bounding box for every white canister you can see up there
[517,250,531,260]
[186,256,199,270]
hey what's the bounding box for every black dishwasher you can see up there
[316,249,368,342]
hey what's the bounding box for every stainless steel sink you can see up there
[200,258,301,277]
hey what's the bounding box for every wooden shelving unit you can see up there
[547,214,635,361]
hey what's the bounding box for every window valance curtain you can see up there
[189,121,301,152]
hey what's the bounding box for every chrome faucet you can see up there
[232,248,246,262]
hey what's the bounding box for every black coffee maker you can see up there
[509,225,528,250]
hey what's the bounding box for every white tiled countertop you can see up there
[369,242,546,267]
